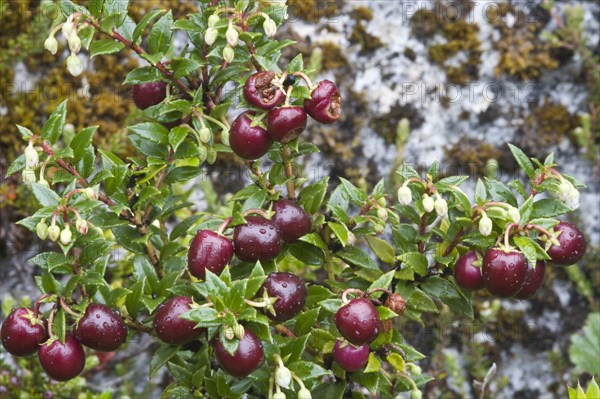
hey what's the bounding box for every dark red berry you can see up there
[243,71,285,110]
[515,261,546,300]
[333,341,369,372]
[153,296,202,345]
[188,230,234,279]
[304,80,342,124]
[1,308,48,357]
[74,304,127,352]
[482,248,528,298]
[335,298,380,346]
[233,216,283,263]
[271,199,312,243]
[213,330,264,378]
[260,272,307,321]
[229,111,273,160]
[546,221,586,266]
[267,106,308,143]
[38,334,86,381]
[132,81,167,110]
[453,251,484,291]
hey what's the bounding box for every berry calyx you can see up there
[1,308,48,357]
[153,296,202,345]
[233,216,283,263]
[546,221,586,266]
[132,81,167,110]
[515,261,546,300]
[74,304,127,352]
[267,106,308,143]
[38,334,86,381]
[335,298,380,345]
[243,71,285,110]
[271,199,312,243]
[260,272,307,321]
[188,230,234,279]
[229,111,273,160]
[213,330,264,378]
[453,251,484,291]
[332,341,369,372]
[482,247,528,298]
[304,80,342,124]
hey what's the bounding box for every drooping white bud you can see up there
[397,185,412,205]
[36,221,49,240]
[297,388,312,399]
[60,226,72,245]
[199,126,211,143]
[204,27,218,46]
[66,52,83,77]
[422,194,434,213]
[223,46,235,63]
[44,36,58,55]
[22,170,36,186]
[83,187,96,199]
[226,23,239,47]
[75,219,88,235]
[273,392,286,399]
[275,365,292,389]
[377,207,388,221]
[68,34,81,54]
[221,128,230,146]
[434,197,448,218]
[479,214,493,236]
[25,143,39,169]
[62,17,75,40]
[565,187,580,210]
[208,14,219,28]
[48,225,60,242]
[263,16,277,38]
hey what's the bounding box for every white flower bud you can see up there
[66,52,83,77]
[507,207,520,223]
[221,128,230,146]
[410,389,422,399]
[48,225,60,242]
[422,194,434,213]
[204,27,218,46]
[22,170,36,185]
[224,326,235,340]
[263,16,277,38]
[68,34,81,54]
[377,207,388,221]
[36,221,49,240]
[275,365,292,389]
[298,388,312,399]
[273,392,286,399]
[62,19,75,40]
[207,147,217,164]
[37,177,50,187]
[557,179,571,201]
[25,144,39,169]
[199,126,211,143]
[44,36,58,55]
[434,197,448,218]
[566,187,580,210]
[479,214,493,236]
[208,14,219,28]
[397,185,412,205]
[233,324,245,339]
[60,226,72,245]
[226,24,239,47]
[198,144,208,164]
[75,219,88,235]
[83,187,96,199]
[223,46,235,63]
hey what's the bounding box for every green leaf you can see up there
[339,177,367,205]
[298,177,329,214]
[294,309,320,337]
[398,252,428,276]
[475,178,487,205]
[287,54,303,73]
[171,57,203,79]
[16,125,33,139]
[53,308,66,343]
[133,9,166,43]
[368,271,395,292]
[288,361,330,381]
[513,236,550,267]
[569,312,600,374]
[519,195,534,225]
[337,247,379,271]
[31,183,60,207]
[150,344,180,378]
[327,222,349,247]
[90,40,125,57]
[126,279,144,318]
[508,143,535,179]
[123,66,162,85]
[484,178,517,207]
[41,100,67,144]
[70,126,97,163]
[421,276,473,318]
[586,378,600,399]
[128,122,169,144]
[148,10,173,54]
[364,352,381,373]
[365,236,395,263]
[531,198,572,219]
[6,154,25,177]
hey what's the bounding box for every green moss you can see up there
[319,41,349,71]
[287,0,343,22]
[370,103,423,144]
[410,3,481,86]
[349,6,383,54]
[444,137,503,175]
[403,47,417,61]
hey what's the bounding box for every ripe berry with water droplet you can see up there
[546,221,586,266]
[260,272,307,321]
[154,297,202,345]
[74,304,127,352]
[213,330,264,377]
[38,334,85,381]
[271,199,312,243]
[515,261,546,299]
[1,308,48,357]
[482,248,527,298]
[188,230,234,279]
[335,298,380,345]
[132,82,167,110]
[233,216,282,263]
[453,251,484,291]
[332,341,369,372]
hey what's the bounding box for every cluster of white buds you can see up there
[434,196,448,218]
[479,212,493,236]
[263,15,277,37]
[556,178,580,210]
[61,14,84,76]
[397,183,412,205]
[422,194,434,213]
[22,141,41,186]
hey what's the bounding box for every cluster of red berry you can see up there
[232,71,340,160]
[1,304,126,381]
[454,221,586,298]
